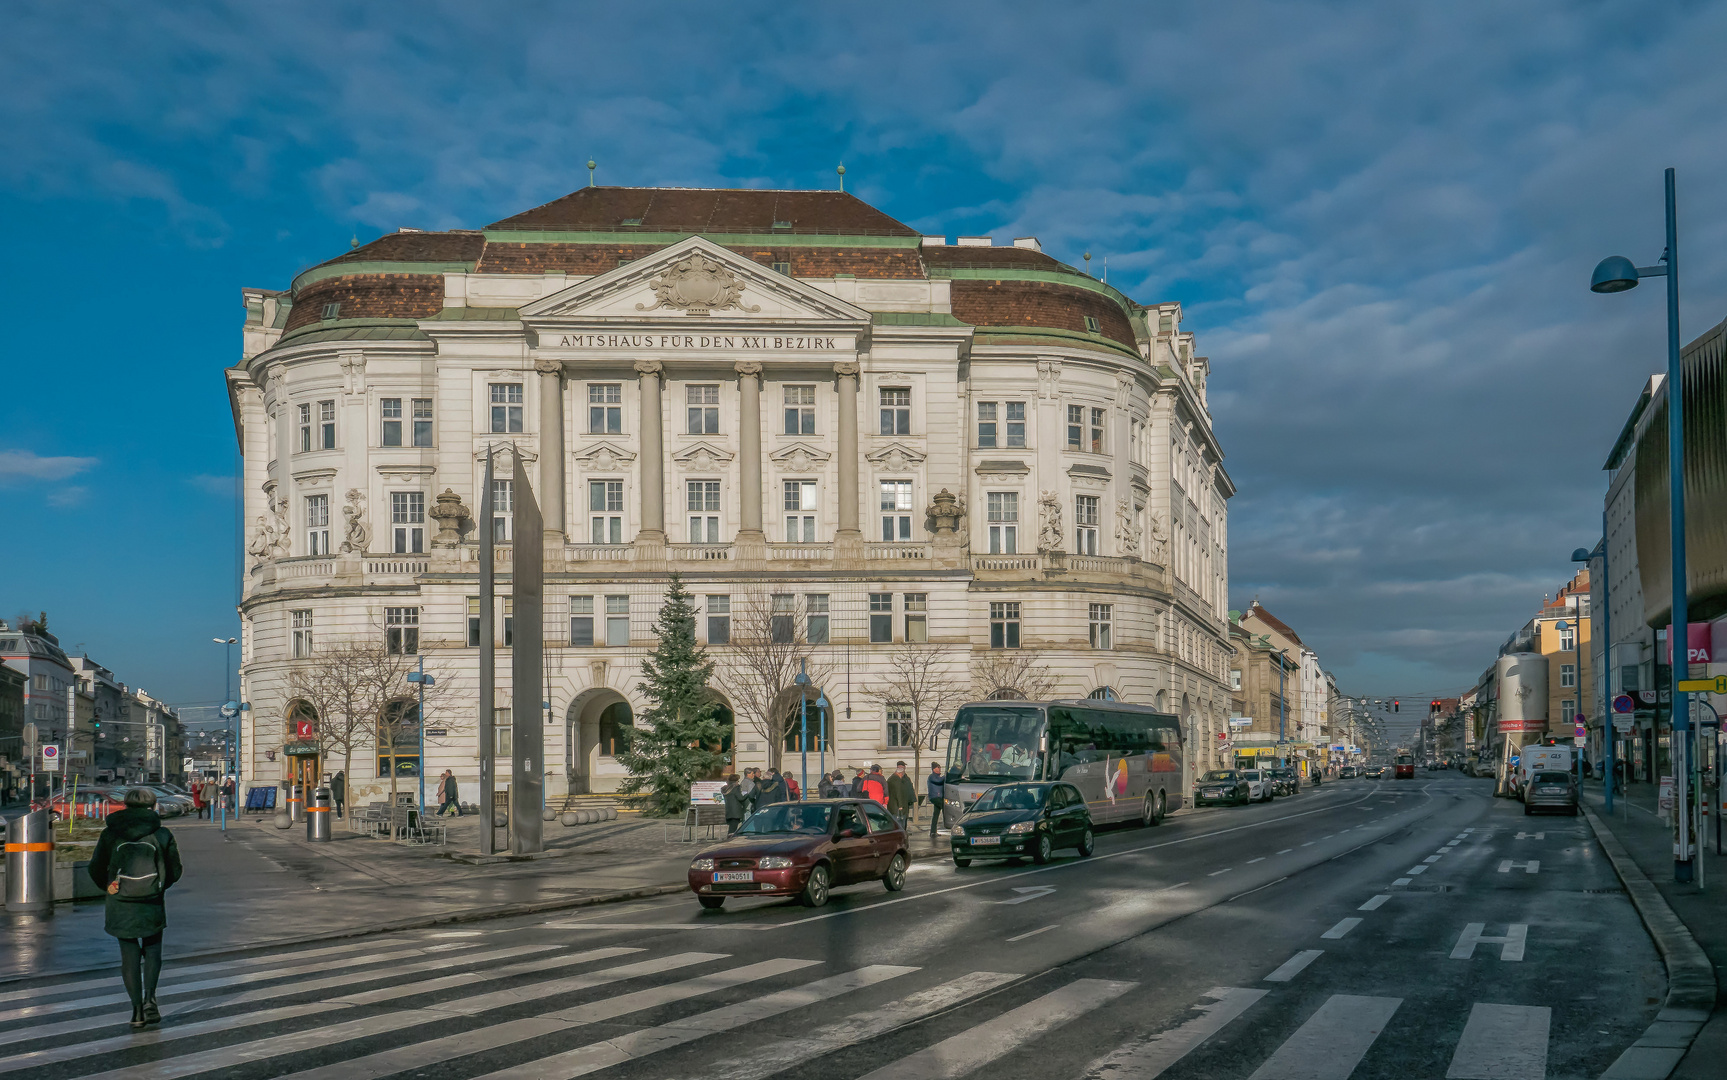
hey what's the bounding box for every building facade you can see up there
[230,186,1236,802]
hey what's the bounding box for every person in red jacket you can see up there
[862,765,889,805]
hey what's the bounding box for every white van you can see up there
[1517,745,1573,791]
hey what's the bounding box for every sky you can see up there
[5,1,1727,713]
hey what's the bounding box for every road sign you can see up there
[1575,722,1586,738]
[423,728,448,738]
[1677,676,1727,694]
[39,744,60,773]
[1613,715,1634,732]
[1613,694,1636,714]
[21,723,36,752]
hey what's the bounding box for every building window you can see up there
[376,699,419,778]
[291,610,313,658]
[771,260,792,275]
[990,602,1021,649]
[807,594,829,645]
[784,480,817,542]
[784,385,816,435]
[390,492,425,554]
[880,480,913,542]
[687,480,721,543]
[1083,315,1100,333]
[588,384,622,434]
[491,479,513,543]
[976,402,998,447]
[319,400,336,450]
[1075,495,1100,555]
[412,398,433,446]
[687,384,719,434]
[382,398,403,446]
[322,301,341,320]
[1066,405,1083,450]
[589,480,624,545]
[886,703,913,749]
[502,596,514,647]
[569,596,593,647]
[1004,401,1026,447]
[1230,670,1242,692]
[706,595,730,645]
[305,494,330,556]
[979,401,1025,448]
[606,595,629,647]
[1090,408,1106,454]
[1560,663,1576,687]
[1562,698,1576,719]
[987,492,1018,554]
[881,388,912,436]
[1087,686,1117,700]
[298,403,311,453]
[904,593,928,643]
[490,383,524,433]
[385,607,419,655]
[468,597,482,647]
[1089,603,1112,650]
[771,594,796,644]
[494,708,512,757]
[1621,665,1641,693]
[597,702,633,756]
[870,593,893,643]
[1559,627,1576,651]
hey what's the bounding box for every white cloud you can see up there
[0,450,98,482]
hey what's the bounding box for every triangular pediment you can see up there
[865,441,927,470]
[572,441,638,471]
[768,441,833,470]
[670,441,736,470]
[520,236,871,325]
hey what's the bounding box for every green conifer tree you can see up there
[617,573,727,815]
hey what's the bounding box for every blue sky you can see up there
[6,2,1727,713]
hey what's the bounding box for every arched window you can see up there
[377,698,420,778]
[285,700,318,741]
[598,701,633,758]
[781,692,833,753]
[1087,686,1118,701]
[987,688,1026,701]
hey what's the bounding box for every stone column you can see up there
[734,361,766,562]
[634,359,666,561]
[834,360,863,560]
[536,358,566,550]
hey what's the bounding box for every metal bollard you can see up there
[5,809,55,916]
[287,782,303,825]
[306,787,332,842]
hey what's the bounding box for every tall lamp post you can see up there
[794,660,811,800]
[1591,166,1692,882]
[407,659,435,817]
[213,637,237,831]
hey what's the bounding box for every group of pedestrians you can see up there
[721,761,945,835]
[189,776,238,819]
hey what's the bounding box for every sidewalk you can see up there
[1582,780,1726,1078]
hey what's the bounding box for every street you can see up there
[0,775,1662,1079]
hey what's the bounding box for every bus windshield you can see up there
[947,706,1044,781]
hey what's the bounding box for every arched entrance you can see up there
[566,689,632,795]
[774,686,833,775]
[700,695,735,779]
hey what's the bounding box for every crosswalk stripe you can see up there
[475,964,919,1080]
[0,946,644,1076]
[1445,1003,1550,1079]
[697,970,1021,1080]
[66,951,728,1080]
[1081,987,1267,1079]
[1263,951,1323,983]
[852,978,1137,1080]
[420,950,731,1016]
[278,957,821,1080]
[1247,994,1401,1080]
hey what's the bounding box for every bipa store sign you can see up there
[1664,623,1714,665]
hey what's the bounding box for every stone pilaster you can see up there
[834,360,863,561]
[634,359,666,563]
[536,358,566,551]
[734,360,766,563]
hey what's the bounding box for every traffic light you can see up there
[1392,700,1399,713]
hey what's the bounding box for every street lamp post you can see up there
[213,637,237,831]
[816,693,829,785]
[1573,540,1612,813]
[1591,166,1692,882]
[407,659,435,817]
[794,660,810,800]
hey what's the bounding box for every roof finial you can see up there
[1083,251,1092,274]
[587,159,596,187]
[837,162,845,193]
[350,234,359,250]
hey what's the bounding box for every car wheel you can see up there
[1077,827,1095,857]
[1523,803,1533,815]
[800,863,831,907]
[1031,833,1054,865]
[953,857,971,868]
[697,896,725,910]
[882,853,907,892]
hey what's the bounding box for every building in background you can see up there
[0,665,23,802]
[1228,602,1330,776]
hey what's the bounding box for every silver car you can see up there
[1523,770,1578,816]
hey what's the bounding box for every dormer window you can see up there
[1083,315,1100,334]
[322,302,341,320]
[772,261,791,275]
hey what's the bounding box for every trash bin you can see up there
[306,787,333,842]
[5,809,55,916]
[287,782,303,824]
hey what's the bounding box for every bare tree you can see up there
[861,643,970,775]
[971,649,1061,702]
[713,592,832,771]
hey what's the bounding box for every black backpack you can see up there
[112,832,165,899]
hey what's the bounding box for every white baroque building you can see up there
[229,186,1235,802]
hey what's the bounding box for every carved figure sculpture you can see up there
[636,253,760,315]
[270,496,291,557]
[339,488,370,553]
[1038,490,1064,552]
[247,514,276,567]
[1147,511,1170,562]
[1115,501,1143,556]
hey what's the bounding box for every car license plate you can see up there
[712,871,754,882]
[971,836,1001,845]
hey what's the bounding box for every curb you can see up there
[1582,806,1717,1079]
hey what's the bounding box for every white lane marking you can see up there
[1208,868,1233,877]
[699,971,1021,1080]
[1081,987,1267,1078]
[853,979,1137,1080]
[1301,842,1315,847]
[1407,865,1429,875]
[1444,841,1460,848]
[1320,918,1362,940]
[1264,951,1324,983]
[1276,849,1293,855]
[1423,855,1443,863]
[1464,828,1475,833]
[1248,995,1402,1080]
[1006,925,1059,942]
[997,886,1057,905]
[1446,1003,1550,1079]
[1497,860,1540,874]
[1247,857,1266,864]
[1450,923,1528,961]
[542,923,775,932]
[1392,878,1412,886]
[428,931,484,937]
[1514,832,1544,840]
[1358,895,1390,911]
[1455,833,1469,839]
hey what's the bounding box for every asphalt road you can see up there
[0,775,1664,1079]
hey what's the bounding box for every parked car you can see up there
[687,799,908,910]
[34,786,128,822]
[951,782,1095,867]
[141,784,194,816]
[1337,765,1357,780]
[1523,770,1579,815]
[1238,768,1275,801]
[1193,769,1253,806]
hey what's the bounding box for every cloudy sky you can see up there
[5,2,1726,712]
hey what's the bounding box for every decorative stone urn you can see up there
[927,489,965,535]
[428,489,471,545]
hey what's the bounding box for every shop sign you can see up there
[282,740,320,757]
[1664,623,1713,664]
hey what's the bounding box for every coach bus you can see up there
[1394,748,1415,779]
[944,700,1185,826]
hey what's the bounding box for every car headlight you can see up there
[1007,821,1037,834]
[690,858,716,871]
[951,824,966,837]
[757,856,794,869]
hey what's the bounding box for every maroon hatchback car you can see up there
[688,799,910,909]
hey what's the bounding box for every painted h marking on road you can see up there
[1081,987,1267,1079]
[1450,923,1528,961]
[1358,894,1390,911]
[1264,951,1324,982]
[1321,918,1362,940]
[1497,860,1540,874]
[1514,832,1544,840]
[1446,1003,1550,1079]
[1248,995,1402,1080]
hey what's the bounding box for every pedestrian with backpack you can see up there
[87,787,183,1029]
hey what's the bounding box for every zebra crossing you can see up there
[2,926,1560,1079]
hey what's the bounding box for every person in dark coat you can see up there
[721,774,745,835]
[886,761,917,827]
[926,762,948,838]
[439,770,461,816]
[87,787,183,1029]
[849,768,868,797]
[330,770,346,818]
[756,769,785,806]
[816,772,837,799]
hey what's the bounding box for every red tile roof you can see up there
[1243,602,1307,648]
[486,186,919,236]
